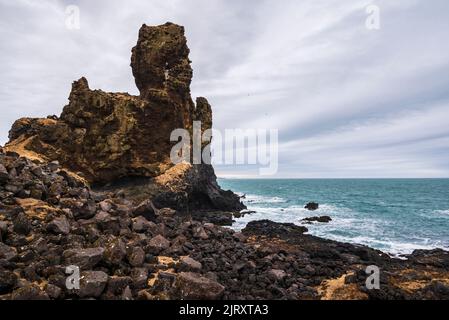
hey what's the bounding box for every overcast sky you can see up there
[1,0,449,178]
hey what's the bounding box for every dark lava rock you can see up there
[127,247,145,267]
[104,239,127,265]
[0,164,8,183]
[47,216,71,234]
[422,281,449,299]
[243,220,308,238]
[147,235,170,254]
[268,269,287,281]
[132,216,155,233]
[409,249,449,268]
[305,202,319,211]
[10,284,50,300]
[191,210,234,226]
[0,243,18,261]
[131,268,148,290]
[13,212,32,235]
[132,199,157,221]
[73,200,97,220]
[179,256,202,271]
[0,270,17,294]
[105,276,133,297]
[95,212,120,235]
[45,284,62,299]
[78,271,108,298]
[173,272,225,300]
[0,221,8,241]
[301,216,332,224]
[63,247,105,269]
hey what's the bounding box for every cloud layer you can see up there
[1,0,448,177]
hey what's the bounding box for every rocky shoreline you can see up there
[1,22,448,300]
[1,150,449,300]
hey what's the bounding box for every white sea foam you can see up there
[316,234,445,257]
[433,209,449,216]
[232,203,360,232]
[243,194,287,204]
[233,200,449,256]
[282,203,350,216]
[290,225,446,257]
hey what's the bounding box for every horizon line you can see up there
[217,176,449,180]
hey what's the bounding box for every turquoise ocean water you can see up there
[218,179,449,257]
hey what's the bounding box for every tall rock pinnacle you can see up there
[131,22,195,131]
[131,23,192,98]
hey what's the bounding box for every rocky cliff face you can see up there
[4,22,244,213]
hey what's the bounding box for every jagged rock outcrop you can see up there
[153,163,244,212]
[4,22,244,213]
[131,23,194,127]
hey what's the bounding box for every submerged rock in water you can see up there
[233,210,256,219]
[305,202,319,211]
[173,272,225,300]
[301,216,332,224]
[78,271,109,298]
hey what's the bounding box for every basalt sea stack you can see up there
[4,22,244,213]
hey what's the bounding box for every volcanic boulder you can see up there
[173,272,225,300]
